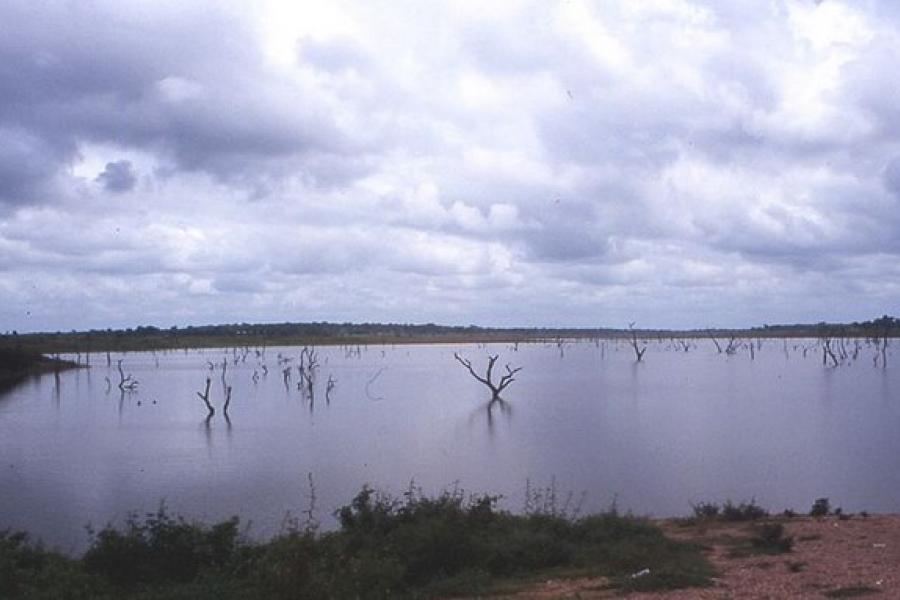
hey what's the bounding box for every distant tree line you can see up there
[1,315,897,354]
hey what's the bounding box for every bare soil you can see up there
[487,515,900,599]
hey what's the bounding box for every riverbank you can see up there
[4,498,897,599]
[0,348,78,391]
[0,486,713,599]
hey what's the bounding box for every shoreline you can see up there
[0,349,79,392]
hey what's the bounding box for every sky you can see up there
[1,0,899,332]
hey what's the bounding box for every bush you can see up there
[691,502,721,519]
[0,530,105,599]
[810,498,831,517]
[750,523,794,554]
[721,500,768,522]
[0,487,716,598]
[83,504,246,588]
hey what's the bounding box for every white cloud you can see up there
[1,0,899,331]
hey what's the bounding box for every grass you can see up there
[0,486,715,599]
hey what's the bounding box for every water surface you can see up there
[1,339,897,552]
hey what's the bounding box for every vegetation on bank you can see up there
[0,486,714,599]
[1,315,897,355]
[0,348,77,391]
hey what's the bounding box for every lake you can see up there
[1,338,897,552]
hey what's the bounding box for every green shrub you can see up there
[0,530,106,599]
[83,504,245,588]
[0,486,716,598]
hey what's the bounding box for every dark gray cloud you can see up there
[0,1,361,200]
[96,160,137,193]
[0,127,70,206]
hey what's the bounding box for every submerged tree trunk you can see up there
[197,377,214,418]
[628,323,646,362]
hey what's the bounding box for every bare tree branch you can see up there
[628,323,647,362]
[454,352,521,400]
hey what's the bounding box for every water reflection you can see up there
[52,370,61,405]
[485,398,512,436]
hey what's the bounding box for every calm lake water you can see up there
[1,339,898,552]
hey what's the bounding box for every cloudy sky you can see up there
[2,0,899,332]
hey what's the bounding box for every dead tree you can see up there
[822,338,839,368]
[874,326,889,369]
[197,377,215,418]
[628,323,647,362]
[706,331,723,353]
[326,375,335,403]
[724,337,740,355]
[223,385,232,418]
[365,368,386,401]
[299,347,318,398]
[556,339,566,358]
[453,353,521,400]
[116,360,138,390]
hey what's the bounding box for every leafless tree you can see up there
[326,375,336,403]
[116,360,138,390]
[628,323,646,362]
[822,337,839,368]
[298,347,318,398]
[706,331,723,354]
[223,385,232,419]
[197,377,214,418]
[365,368,386,401]
[453,352,521,400]
[556,339,566,358]
[724,337,740,355]
[873,325,889,369]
